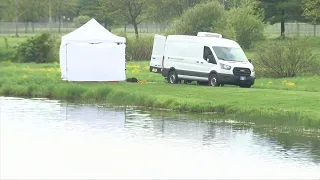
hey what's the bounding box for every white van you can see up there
[149,32,255,88]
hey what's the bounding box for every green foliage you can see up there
[14,33,58,63]
[259,0,305,37]
[0,0,15,21]
[104,0,150,38]
[0,37,17,61]
[125,34,153,61]
[167,1,233,37]
[146,0,207,23]
[227,2,265,49]
[0,49,15,62]
[73,15,91,26]
[19,0,46,23]
[259,0,304,23]
[254,38,320,78]
[302,0,320,23]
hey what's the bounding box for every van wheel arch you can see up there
[209,71,218,77]
[168,67,176,73]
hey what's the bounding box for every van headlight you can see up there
[220,63,231,70]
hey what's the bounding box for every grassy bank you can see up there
[1,61,320,127]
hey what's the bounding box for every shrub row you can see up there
[1,32,153,63]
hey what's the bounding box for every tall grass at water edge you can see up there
[1,61,320,127]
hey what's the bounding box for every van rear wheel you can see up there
[168,71,178,84]
[209,74,220,87]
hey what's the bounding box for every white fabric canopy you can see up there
[59,18,126,82]
[62,18,126,43]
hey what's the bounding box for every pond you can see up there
[0,97,319,179]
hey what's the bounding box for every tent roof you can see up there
[61,18,126,43]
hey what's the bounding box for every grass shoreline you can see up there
[1,62,320,127]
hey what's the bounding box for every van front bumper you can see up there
[218,73,255,86]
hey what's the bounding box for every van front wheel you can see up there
[168,71,178,84]
[209,74,220,87]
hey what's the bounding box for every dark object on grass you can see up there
[126,77,138,83]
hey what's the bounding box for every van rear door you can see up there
[150,34,166,73]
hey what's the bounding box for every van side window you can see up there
[203,46,213,61]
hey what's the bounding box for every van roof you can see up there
[166,35,240,48]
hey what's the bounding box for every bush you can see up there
[166,1,236,39]
[14,33,58,63]
[254,38,320,78]
[227,1,265,50]
[126,35,153,61]
[0,49,15,62]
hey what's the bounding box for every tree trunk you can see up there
[25,22,28,33]
[280,10,285,38]
[281,19,285,38]
[124,24,127,33]
[133,22,139,39]
[15,0,19,37]
[48,0,52,32]
[58,16,61,34]
[32,22,35,33]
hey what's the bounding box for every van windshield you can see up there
[212,46,248,62]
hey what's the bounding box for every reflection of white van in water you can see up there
[149,32,255,88]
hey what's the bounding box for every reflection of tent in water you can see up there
[61,103,126,130]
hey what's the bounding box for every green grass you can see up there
[1,61,320,127]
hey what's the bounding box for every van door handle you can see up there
[201,62,203,64]
[196,61,199,63]
[152,57,156,59]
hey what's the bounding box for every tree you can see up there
[51,0,79,34]
[302,0,320,23]
[167,1,236,39]
[147,0,206,23]
[19,0,46,33]
[227,0,265,49]
[95,0,121,30]
[0,0,15,21]
[259,0,304,37]
[107,0,150,38]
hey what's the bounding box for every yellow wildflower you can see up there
[131,68,140,73]
[126,65,140,69]
[23,74,28,79]
[268,81,273,85]
[144,66,149,70]
[286,82,295,86]
[282,80,287,84]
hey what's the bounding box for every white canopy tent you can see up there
[59,18,126,82]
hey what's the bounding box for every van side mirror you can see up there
[248,59,252,63]
[208,55,217,64]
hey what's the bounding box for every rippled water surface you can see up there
[1,97,319,179]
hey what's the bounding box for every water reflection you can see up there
[1,97,319,179]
